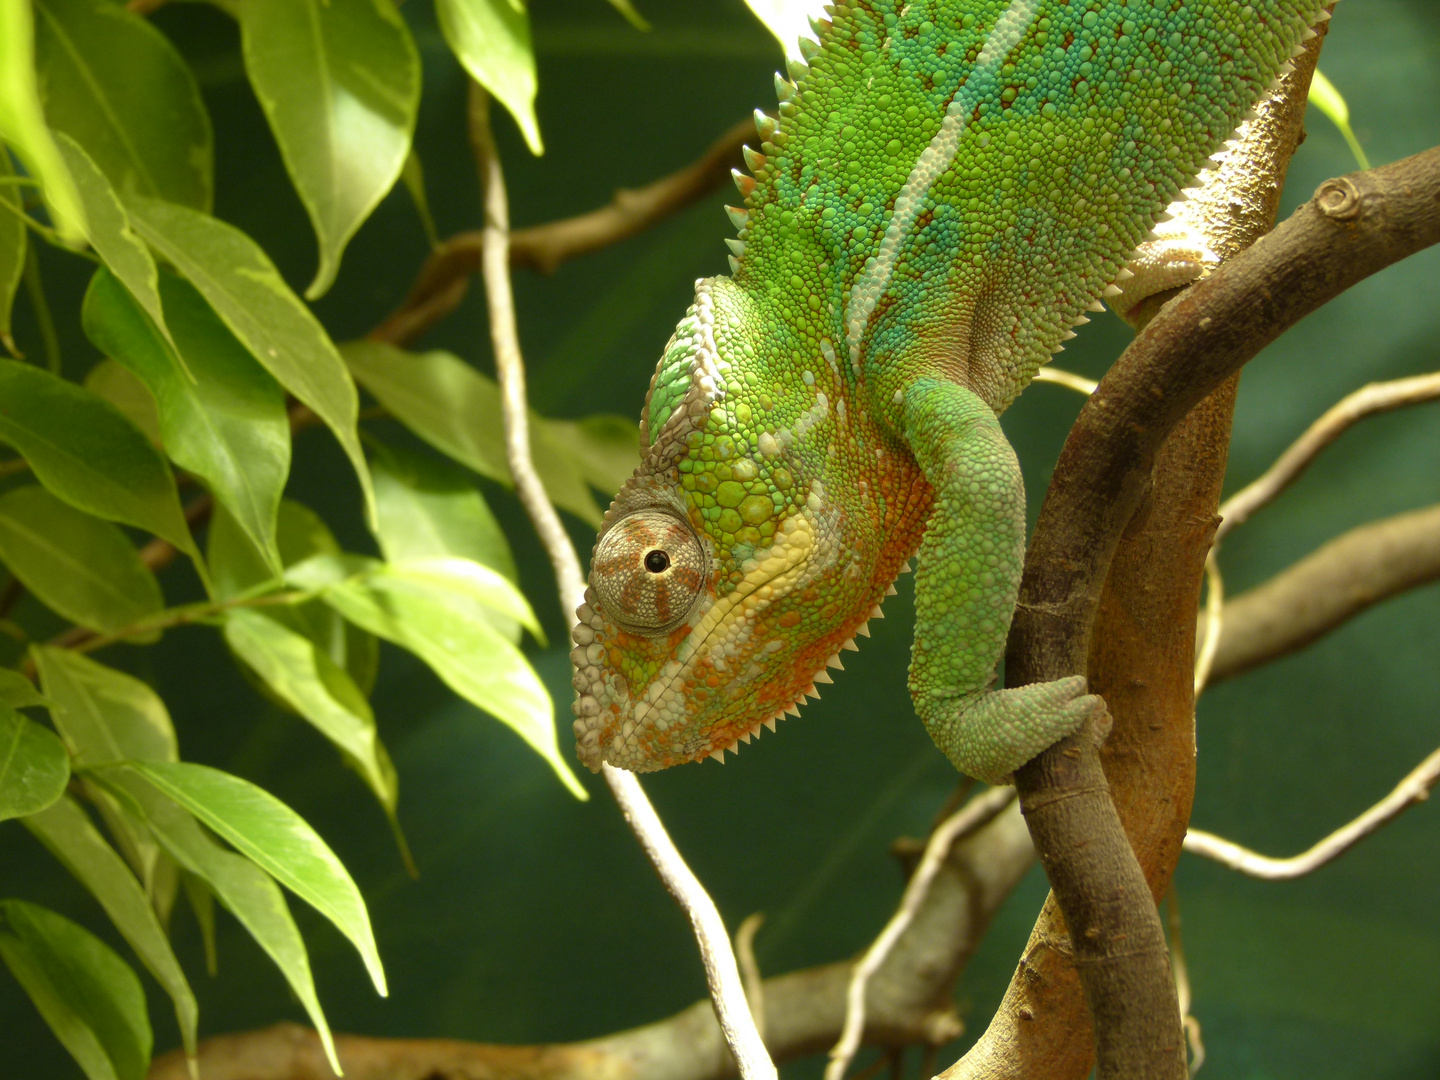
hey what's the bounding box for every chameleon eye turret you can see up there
[591,509,708,637]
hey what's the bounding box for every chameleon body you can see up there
[571,0,1331,783]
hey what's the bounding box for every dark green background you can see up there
[2,1,1437,1077]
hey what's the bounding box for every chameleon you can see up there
[569,0,1333,784]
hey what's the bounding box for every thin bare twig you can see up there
[826,787,1016,1080]
[1192,550,1224,696]
[1164,891,1205,1078]
[1032,367,1098,396]
[1184,743,1440,880]
[735,914,767,1042]
[467,81,774,1080]
[1215,371,1440,544]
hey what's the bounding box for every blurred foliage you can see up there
[0,1,1436,1079]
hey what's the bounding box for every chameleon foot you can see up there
[918,675,1108,786]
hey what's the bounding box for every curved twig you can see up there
[825,786,1016,1080]
[1184,743,1440,880]
[1215,371,1440,543]
[467,82,774,1080]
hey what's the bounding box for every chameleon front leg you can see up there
[900,377,1106,785]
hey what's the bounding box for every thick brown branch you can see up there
[146,804,1038,1080]
[977,134,1440,1077]
[370,118,755,348]
[1202,502,1440,683]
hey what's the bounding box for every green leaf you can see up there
[369,439,516,580]
[119,759,386,997]
[436,0,542,155]
[0,360,202,566]
[210,500,379,696]
[0,486,164,639]
[83,267,290,575]
[0,899,151,1080]
[604,0,651,32]
[0,0,86,242]
[0,148,27,354]
[223,607,398,819]
[0,668,47,709]
[0,704,69,821]
[1309,68,1371,172]
[179,872,216,977]
[34,0,212,210]
[239,0,420,299]
[83,361,161,447]
[343,340,604,526]
[32,645,176,767]
[544,413,640,496]
[30,647,178,916]
[125,197,375,526]
[24,795,198,1065]
[88,767,341,1075]
[399,149,439,249]
[305,558,585,798]
[740,0,816,62]
[54,135,174,354]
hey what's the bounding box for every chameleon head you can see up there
[569,277,903,773]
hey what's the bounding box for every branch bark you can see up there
[146,802,1039,1080]
[944,20,1425,1077]
[1203,502,1440,683]
[370,118,755,349]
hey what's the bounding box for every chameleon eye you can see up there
[592,510,707,636]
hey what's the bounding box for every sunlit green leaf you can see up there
[0,486,163,639]
[0,360,201,565]
[0,704,69,821]
[343,340,603,525]
[125,197,375,527]
[0,899,150,1080]
[1309,68,1371,172]
[54,136,173,354]
[398,149,438,249]
[88,767,341,1076]
[740,0,819,61]
[32,647,176,768]
[83,361,161,447]
[0,0,86,242]
[0,148,27,354]
[302,557,585,799]
[210,500,379,695]
[369,438,516,580]
[0,669,47,709]
[544,413,640,496]
[31,647,177,907]
[34,0,212,210]
[118,759,387,997]
[239,0,420,299]
[24,795,198,1065]
[83,267,290,574]
[223,607,398,819]
[435,0,542,155]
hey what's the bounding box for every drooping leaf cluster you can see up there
[0,1,640,1076]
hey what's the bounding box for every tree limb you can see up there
[1184,742,1440,880]
[1203,502,1440,683]
[146,802,1039,1080]
[369,118,755,349]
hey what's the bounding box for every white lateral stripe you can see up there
[843,0,1042,364]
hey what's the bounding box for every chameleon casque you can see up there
[570,0,1332,784]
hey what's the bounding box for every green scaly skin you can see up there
[571,0,1333,784]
